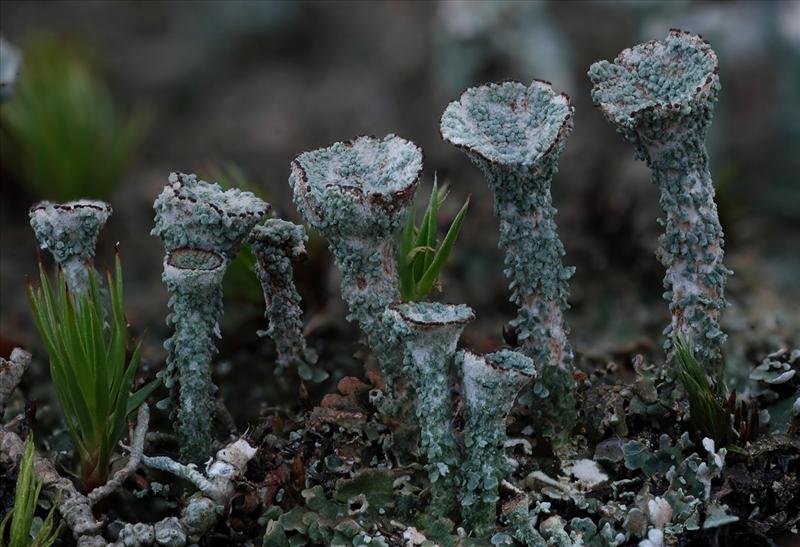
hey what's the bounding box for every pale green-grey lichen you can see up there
[153,172,268,461]
[250,219,322,381]
[458,349,536,536]
[441,80,577,439]
[384,301,474,518]
[589,30,731,371]
[29,200,112,296]
[0,36,21,103]
[288,135,422,387]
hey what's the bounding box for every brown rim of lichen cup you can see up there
[388,302,475,331]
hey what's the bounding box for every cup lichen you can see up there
[250,219,321,381]
[153,172,268,461]
[288,135,423,388]
[457,349,536,536]
[384,301,475,518]
[589,30,731,372]
[441,80,576,439]
[29,200,112,296]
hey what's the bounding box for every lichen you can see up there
[441,80,577,440]
[384,302,474,517]
[29,200,112,296]
[250,219,323,381]
[288,135,422,387]
[457,349,536,536]
[153,173,268,461]
[589,30,731,372]
[0,37,21,103]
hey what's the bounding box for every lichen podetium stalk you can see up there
[384,302,474,518]
[458,349,536,537]
[250,219,318,379]
[589,30,730,372]
[29,200,112,296]
[289,135,422,389]
[441,81,576,439]
[153,172,268,461]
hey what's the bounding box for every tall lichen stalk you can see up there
[441,81,577,439]
[589,30,730,372]
[384,302,474,518]
[289,135,422,389]
[152,172,268,461]
[250,220,318,379]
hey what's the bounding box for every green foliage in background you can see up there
[397,178,469,301]
[0,436,62,547]
[1,35,146,200]
[27,255,159,494]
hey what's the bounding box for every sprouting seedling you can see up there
[27,254,159,494]
[675,338,752,452]
[0,436,63,547]
[397,177,470,302]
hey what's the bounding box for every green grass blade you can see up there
[416,195,470,297]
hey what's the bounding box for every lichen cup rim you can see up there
[439,79,573,170]
[289,134,423,228]
[388,301,475,329]
[484,349,537,378]
[30,199,113,216]
[166,247,226,271]
[167,172,270,221]
[589,29,719,128]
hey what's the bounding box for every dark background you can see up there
[1,1,798,411]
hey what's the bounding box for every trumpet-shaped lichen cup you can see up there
[457,349,536,536]
[289,135,422,388]
[589,30,730,372]
[153,172,268,461]
[384,301,475,518]
[250,219,321,381]
[29,200,112,296]
[441,80,576,439]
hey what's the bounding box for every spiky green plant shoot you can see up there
[675,338,741,450]
[0,436,62,547]
[397,179,469,301]
[26,255,158,493]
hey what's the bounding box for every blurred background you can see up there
[1,1,798,418]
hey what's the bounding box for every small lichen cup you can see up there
[457,349,536,536]
[162,247,227,462]
[153,172,268,461]
[589,30,731,371]
[289,135,423,387]
[384,301,475,518]
[29,200,112,296]
[441,80,576,439]
[250,219,322,381]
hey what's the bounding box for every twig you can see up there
[88,403,150,505]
